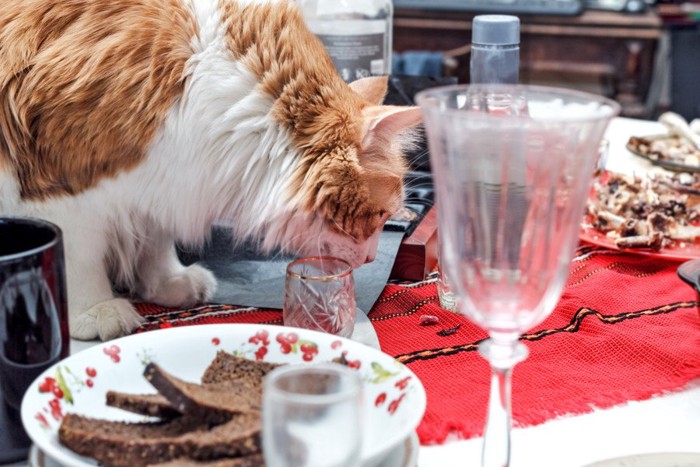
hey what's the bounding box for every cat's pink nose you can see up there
[365,253,376,263]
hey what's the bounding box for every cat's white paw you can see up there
[70,298,145,341]
[140,264,216,308]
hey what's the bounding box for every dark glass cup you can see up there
[0,217,70,463]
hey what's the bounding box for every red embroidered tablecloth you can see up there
[134,245,700,445]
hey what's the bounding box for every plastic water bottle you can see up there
[470,15,520,85]
[298,0,393,82]
[437,15,521,313]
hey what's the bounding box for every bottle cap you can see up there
[472,15,520,46]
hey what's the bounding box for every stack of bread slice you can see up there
[58,351,280,467]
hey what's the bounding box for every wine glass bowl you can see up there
[416,84,619,466]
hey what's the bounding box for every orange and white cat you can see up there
[0,0,421,341]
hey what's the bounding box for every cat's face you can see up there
[257,76,422,268]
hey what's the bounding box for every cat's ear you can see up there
[349,76,389,105]
[362,105,423,148]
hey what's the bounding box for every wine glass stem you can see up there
[479,339,528,467]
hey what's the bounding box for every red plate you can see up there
[580,225,700,262]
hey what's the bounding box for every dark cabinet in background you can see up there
[659,2,700,121]
[669,27,700,121]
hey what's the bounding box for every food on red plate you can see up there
[585,171,700,250]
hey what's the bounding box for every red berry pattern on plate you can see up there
[38,377,57,394]
[395,376,412,390]
[254,345,268,361]
[299,342,319,362]
[85,367,97,388]
[35,368,71,428]
[247,330,271,361]
[211,337,221,346]
[48,398,63,421]
[249,330,270,346]
[273,332,319,362]
[276,332,299,354]
[34,363,102,429]
[35,412,50,429]
[38,367,73,403]
[358,361,416,416]
[375,392,387,407]
[388,393,407,415]
[103,345,121,363]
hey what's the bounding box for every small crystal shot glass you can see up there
[283,257,356,338]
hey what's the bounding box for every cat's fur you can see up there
[0,0,421,341]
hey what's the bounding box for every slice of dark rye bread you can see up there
[58,412,261,467]
[201,351,280,387]
[106,352,281,419]
[106,391,182,419]
[144,363,261,424]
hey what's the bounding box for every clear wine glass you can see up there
[416,84,619,466]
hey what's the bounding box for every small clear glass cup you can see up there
[437,243,458,312]
[283,257,356,338]
[262,363,363,467]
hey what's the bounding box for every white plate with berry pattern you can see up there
[20,324,426,467]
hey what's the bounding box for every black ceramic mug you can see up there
[0,217,70,463]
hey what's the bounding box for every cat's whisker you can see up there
[406,149,429,168]
[403,196,428,204]
[272,222,319,260]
